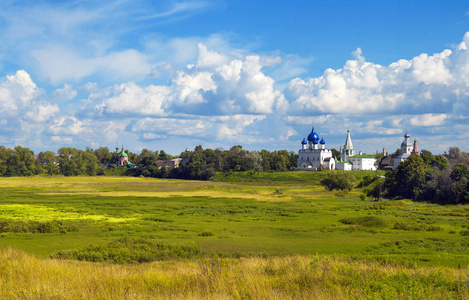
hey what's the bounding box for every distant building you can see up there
[115,145,135,168]
[392,133,420,169]
[297,125,335,170]
[157,158,182,169]
[379,148,394,171]
[337,130,377,171]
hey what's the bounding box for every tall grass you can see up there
[0,248,467,299]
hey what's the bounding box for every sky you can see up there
[0,0,469,155]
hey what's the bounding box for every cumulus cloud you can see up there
[48,116,87,136]
[80,44,283,117]
[285,37,469,116]
[24,104,60,122]
[51,84,77,102]
[409,114,448,126]
[0,70,40,116]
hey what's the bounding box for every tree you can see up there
[385,154,427,200]
[450,163,469,181]
[8,146,36,176]
[331,148,341,160]
[320,172,356,191]
[0,146,13,176]
[157,150,171,161]
[94,147,113,165]
[37,151,59,175]
[58,148,82,176]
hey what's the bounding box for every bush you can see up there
[320,172,356,191]
[393,222,442,232]
[0,219,75,234]
[338,216,387,227]
[198,230,215,237]
[52,237,200,263]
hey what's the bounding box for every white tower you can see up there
[342,130,355,160]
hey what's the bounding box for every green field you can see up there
[0,173,467,267]
[1,173,469,299]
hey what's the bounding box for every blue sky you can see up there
[0,0,469,155]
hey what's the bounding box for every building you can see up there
[297,125,335,170]
[341,130,355,160]
[116,145,134,167]
[336,160,352,170]
[157,158,182,169]
[338,130,377,171]
[392,133,420,169]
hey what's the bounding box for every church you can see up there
[297,125,335,170]
[392,132,420,169]
[336,130,377,171]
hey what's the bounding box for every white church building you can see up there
[393,132,420,169]
[336,130,377,171]
[297,125,335,170]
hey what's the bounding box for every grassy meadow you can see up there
[0,172,468,298]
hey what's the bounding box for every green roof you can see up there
[337,161,352,164]
[119,152,128,157]
[348,154,376,159]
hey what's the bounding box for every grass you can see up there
[0,247,468,299]
[0,174,467,266]
[0,172,468,298]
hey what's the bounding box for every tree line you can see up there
[358,147,469,204]
[0,145,298,180]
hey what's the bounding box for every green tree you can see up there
[37,151,59,175]
[57,148,80,176]
[157,150,172,161]
[331,148,341,160]
[450,163,469,181]
[320,172,356,191]
[385,155,426,200]
[0,146,13,176]
[8,146,36,176]
[94,147,113,165]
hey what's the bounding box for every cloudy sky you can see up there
[0,0,469,155]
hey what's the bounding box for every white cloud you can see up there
[49,116,86,136]
[81,44,283,117]
[103,83,171,116]
[409,113,448,126]
[52,84,77,101]
[25,104,60,122]
[196,43,228,68]
[286,39,469,116]
[0,70,40,116]
[32,46,150,84]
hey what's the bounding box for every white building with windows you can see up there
[393,132,420,169]
[338,130,377,171]
[297,125,335,170]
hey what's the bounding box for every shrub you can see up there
[320,172,356,191]
[393,222,442,232]
[52,237,200,263]
[0,219,74,234]
[198,230,215,237]
[338,216,387,227]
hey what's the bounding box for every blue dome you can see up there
[320,137,325,144]
[307,127,320,143]
[301,138,307,145]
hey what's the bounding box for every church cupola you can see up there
[411,139,420,155]
[401,132,412,154]
[301,137,307,150]
[307,126,319,149]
